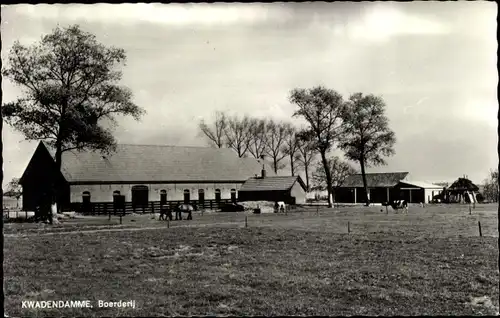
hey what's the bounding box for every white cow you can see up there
[274,201,287,213]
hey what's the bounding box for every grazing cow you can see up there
[274,201,287,213]
[383,200,408,214]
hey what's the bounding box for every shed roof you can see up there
[398,180,444,189]
[340,172,409,188]
[35,142,275,183]
[447,177,479,191]
[239,176,306,192]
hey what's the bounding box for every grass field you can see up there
[4,204,499,316]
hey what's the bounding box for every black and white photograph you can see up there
[1,2,498,316]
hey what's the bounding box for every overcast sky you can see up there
[1,2,498,187]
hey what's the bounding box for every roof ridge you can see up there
[116,143,232,150]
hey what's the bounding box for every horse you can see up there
[174,203,194,220]
[159,205,173,221]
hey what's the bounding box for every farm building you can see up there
[336,172,443,204]
[336,172,409,204]
[396,181,444,204]
[442,177,480,203]
[19,141,276,212]
[237,175,307,204]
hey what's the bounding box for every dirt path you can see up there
[4,221,242,238]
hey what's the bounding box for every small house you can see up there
[237,173,307,204]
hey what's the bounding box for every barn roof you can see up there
[398,180,443,189]
[37,142,275,183]
[447,177,479,192]
[239,176,306,192]
[340,172,409,188]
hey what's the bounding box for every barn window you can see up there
[198,189,205,205]
[82,191,91,205]
[160,189,167,205]
[184,189,190,204]
[230,189,237,203]
[113,190,121,196]
[215,189,221,202]
[132,185,149,207]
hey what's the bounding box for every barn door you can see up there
[183,189,190,204]
[160,190,167,206]
[132,185,149,207]
[198,189,205,206]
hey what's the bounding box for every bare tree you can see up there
[340,93,396,206]
[247,118,268,159]
[283,125,301,176]
[290,86,346,207]
[311,156,356,203]
[198,111,227,148]
[224,114,253,158]
[483,168,499,202]
[264,120,289,174]
[296,130,317,191]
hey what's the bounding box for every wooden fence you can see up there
[66,199,234,215]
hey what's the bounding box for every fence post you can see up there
[245,216,248,228]
[151,202,155,214]
[210,200,213,210]
[316,205,319,215]
[120,214,122,225]
[478,221,482,237]
[167,219,170,228]
[108,208,111,221]
[386,205,388,214]
[469,204,471,215]
[348,221,350,234]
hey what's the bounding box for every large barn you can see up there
[19,141,275,211]
[336,172,443,204]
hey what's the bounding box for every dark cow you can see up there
[382,200,408,214]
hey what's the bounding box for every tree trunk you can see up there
[274,158,278,174]
[290,153,295,176]
[359,158,370,206]
[305,163,310,192]
[320,151,333,208]
[54,140,63,216]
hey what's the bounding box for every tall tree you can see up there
[198,111,227,148]
[295,130,316,191]
[290,86,346,207]
[340,93,396,206]
[224,114,253,158]
[247,118,268,159]
[2,25,145,214]
[5,178,23,208]
[311,156,356,203]
[264,120,289,173]
[283,125,301,176]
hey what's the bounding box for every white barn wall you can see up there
[290,182,306,204]
[425,188,442,203]
[70,183,243,203]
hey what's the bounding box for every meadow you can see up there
[4,204,499,316]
